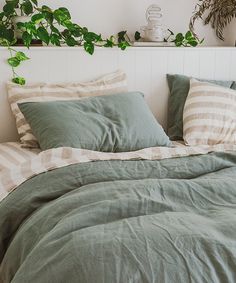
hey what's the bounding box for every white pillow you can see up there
[183,79,236,145]
[7,70,128,148]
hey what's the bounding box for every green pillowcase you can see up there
[166,74,235,141]
[19,92,171,152]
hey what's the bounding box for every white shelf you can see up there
[0,45,235,51]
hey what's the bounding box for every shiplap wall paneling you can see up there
[0,47,235,142]
[230,50,236,80]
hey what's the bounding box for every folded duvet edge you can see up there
[0,143,236,204]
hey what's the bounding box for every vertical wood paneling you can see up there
[134,50,152,96]
[199,50,215,79]
[43,50,70,82]
[183,50,200,78]
[118,49,136,90]
[229,50,236,81]
[214,50,231,80]
[94,49,119,75]
[0,47,235,142]
[167,50,185,74]
[151,50,169,128]
[67,50,100,82]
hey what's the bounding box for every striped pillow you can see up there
[7,70,128,148]
[0,142,40,172]
[183,79,236,145]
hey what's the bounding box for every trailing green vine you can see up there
[0,0,130,85]
[0,0,203,85]
[134,29,204,47]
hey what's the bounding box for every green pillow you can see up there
[166,74,235,141]
[19,92,171,152]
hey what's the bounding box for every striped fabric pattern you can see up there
[1,143,236,202]
[183,79,236,146]
[0,142,40,172]
[7,70,128,148]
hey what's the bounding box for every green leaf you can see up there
[61,29,71,38]
[7,57,21,67]
[0,12,5,20]
[84,32,100,42]
[12,77,26,85]
[104,39,113,48]
[175,33,184,42]
[37,26,49,44]
[41,5,52,12]
[42,11,53,24]
[0,27,15,43]
[21,0,33,15]
[3,2,17,15]
[84,42,94,55]
[70,25,82,37]
[65,36,77,46]
[54,7,71,24]
[22,31,32,47]
[134,31,141,41]
[175,41,183,47]
[185,31,193,40]
[50,25,60,35]
[118,41,130,50]
[188,40,198,47]
[15,51,30,61]
[82,27,88,33]
[40,5,53,24]
[50,33,61,46]
[58,7,71,19]
[62,20,74,29]
[117,31,127,43]
[16,22,25,29]
[63,21,82,37]
[31,13,44,24]
[24,22,37,34]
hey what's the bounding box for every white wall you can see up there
[0,0,234,46]
[1,46,236,142]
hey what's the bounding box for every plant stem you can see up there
[7,44,17,78]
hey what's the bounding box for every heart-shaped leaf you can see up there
[84,42,94,55]
[37,26,49,44]
[12,77,26,85]
[15,51,30,61]
[8,57,21,67]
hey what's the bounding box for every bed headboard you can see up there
[1,46,236,143]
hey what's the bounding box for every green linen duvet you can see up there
[0,151,236,283]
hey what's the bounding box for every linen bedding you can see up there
[0,144,236,283]
[0,142,40,172]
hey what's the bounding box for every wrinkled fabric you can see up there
[0,151,236,283]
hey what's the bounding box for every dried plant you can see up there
[190,0,236,40]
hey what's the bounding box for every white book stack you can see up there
[132,41,176,47]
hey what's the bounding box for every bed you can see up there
[0,69,236,283]
[1,144,236,283]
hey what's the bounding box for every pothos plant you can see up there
[134,29,204,47]
[0,0,130,85]
[0,0,203,85]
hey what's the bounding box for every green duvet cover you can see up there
[0,151,236,283]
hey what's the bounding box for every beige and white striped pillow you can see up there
[0,142,40,172]
[7,70,128,148]
[183,79,236,146]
